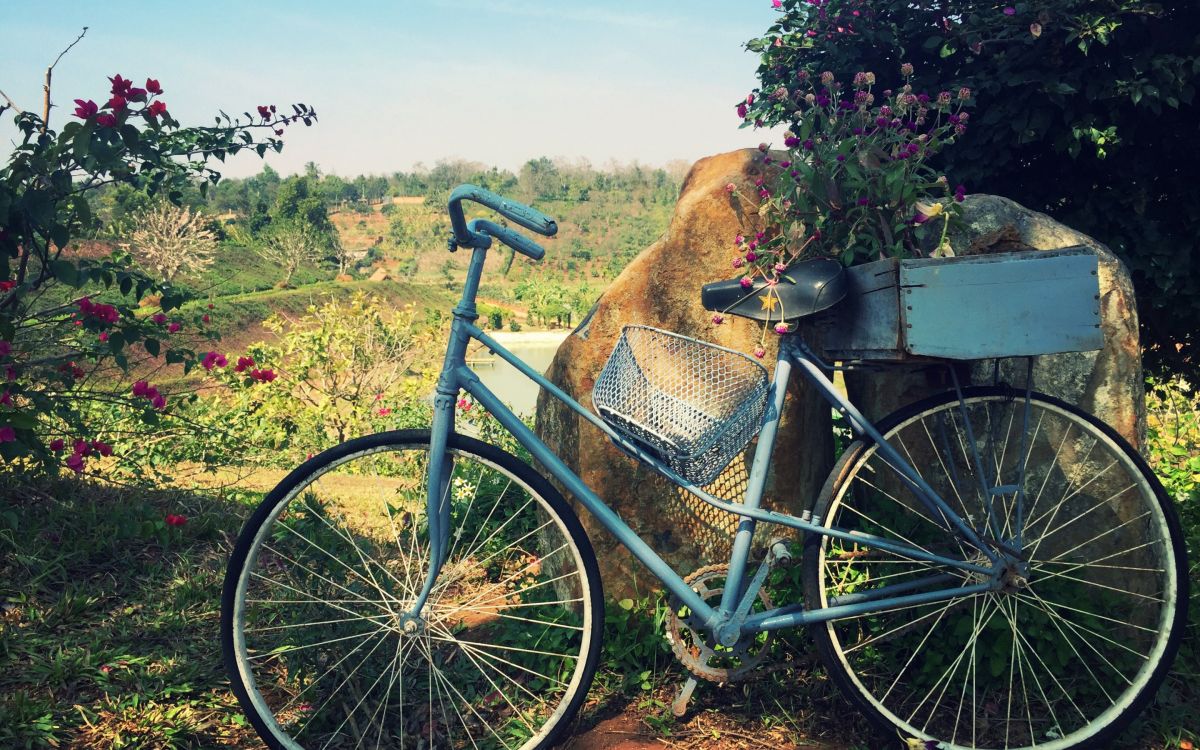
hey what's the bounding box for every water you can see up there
[468,330,571,417]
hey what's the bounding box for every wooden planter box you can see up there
[806,247,1103,361]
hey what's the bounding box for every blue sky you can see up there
[1,1,785,178]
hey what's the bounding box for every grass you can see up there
[2,384,1198,749]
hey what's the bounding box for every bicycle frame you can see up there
[407,243,1015,642]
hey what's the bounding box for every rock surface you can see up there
[534,149,834,597]
[534,152,1144,596]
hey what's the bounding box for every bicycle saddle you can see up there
[701,257,848,323]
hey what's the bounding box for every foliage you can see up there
[1145,376,1200,743]
[0,57,313,476]
[744,0,1200,378]
[255,219,324,287]
[125,200,217,282]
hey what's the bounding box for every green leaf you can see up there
[618,598,634,611]
[50,260,81,287]
[144,338,160,357]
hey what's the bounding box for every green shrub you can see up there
[746,0,1200,378]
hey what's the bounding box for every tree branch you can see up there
[41,26,88,133]
[0,88,22,114]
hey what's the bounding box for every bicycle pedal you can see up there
[671,676,699,718]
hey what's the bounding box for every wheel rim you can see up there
[816,396,1179,750]
[232,442,595,750]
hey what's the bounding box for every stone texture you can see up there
[845,193,1145,450]
[534,149,833,597]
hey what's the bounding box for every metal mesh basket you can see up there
[592,326,770,486]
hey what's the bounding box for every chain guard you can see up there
[665,564,776,684]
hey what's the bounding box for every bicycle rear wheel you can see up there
[222,430,604,750]
[802,387,1187,750]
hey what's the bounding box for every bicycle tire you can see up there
[801,387,1187,750]
[222,429,605,750]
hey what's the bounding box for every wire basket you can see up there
[592,326,770,486]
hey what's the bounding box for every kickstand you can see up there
[671,675,699,717]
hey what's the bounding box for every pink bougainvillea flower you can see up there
[0,426,15,443]
[151,393,167,410]
[50,438,65,452]
[125,86,147,103]
[74,439,92,456]
[66,452,85,473]
[201,314,210,324]
[257,105,271,119]
[98,332,108,342]
[457,398,472,411]
[106,95,127,112]
[201,351,227,371]
[92,440,113,457]
[167,322,181,333]
[772,0,782,6]
[132,380,151,398]
[152,313,167,325]
[711,314,724,325]
[165,513,188,527]
[109,74,133,95]
[250,368,277,383]
[235,356,255,373]
[378,407,392,416]
[145,78,162,95]
[73,99,98,119]
[0,280,15,292]
[146,100,167,118]
[736,103,748,119]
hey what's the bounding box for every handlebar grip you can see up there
[470,219,545,261]
[448,185,558,238]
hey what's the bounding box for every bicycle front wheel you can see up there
[222,430,604,750]
[802,388,1187,750]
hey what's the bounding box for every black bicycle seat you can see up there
[701,257,848,323]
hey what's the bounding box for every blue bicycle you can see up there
[222,186,1187,750]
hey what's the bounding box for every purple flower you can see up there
[836,154,846,161]
[784,136,801,148]
[954,184,967,202]
[856,197,870,206]
[802,139,815,150]
[1003,6,1016,15]
[740,277,753,289]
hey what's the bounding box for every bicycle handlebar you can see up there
[447,184,557,256]
[468,218,546,261]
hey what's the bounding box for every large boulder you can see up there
[534,149,833,597]
[534,151,1145,597]
[844,193,1145,450]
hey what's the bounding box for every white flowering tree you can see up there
[127,201,217,282]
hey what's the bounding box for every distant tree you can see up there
[126,201,218,282]
[258,220,322,286]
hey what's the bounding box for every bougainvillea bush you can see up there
[0,71,314,476]
[730,63,971,284]
[744,0,1200,378]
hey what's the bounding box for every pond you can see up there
[468,330,571,417]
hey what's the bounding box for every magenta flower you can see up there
[66,452,85,473]
[1003,6,1016,15]
[73,99,98,119]
[0,426,14,443]
[712,314,724,325]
